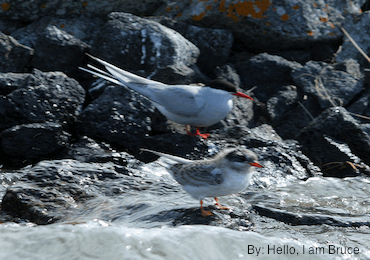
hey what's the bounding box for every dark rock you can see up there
[0,32,33,73]
[90,12,202,84]
[235,53,302,102]
[61,136,129,165]
[30,25,90,78]
[78,85,158,151]
[0,72,31,95]
[0,158,159,225]
[0,122,71,161]
[0,0,165,22]
[213,64,241,89]
[138,133,208,162]
[0,159,125,224]
[253,204,370,227]
[272,96,322,140]
[336,11,370,67]
[266,85,298,123]
[159,0,350,51]
[348,88,370,121]
[292,59,364,109]
[271,49,311,64]
[0,69,85,131]
[11,15,104,47]
[297,107,370,175]
[151,17,233,77]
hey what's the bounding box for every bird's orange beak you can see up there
[249,162,264,168]
[233,91,253,100]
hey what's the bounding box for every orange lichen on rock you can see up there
[319,17,328,22]
[176,12,182,18]
[82,1,88,7]
[233,0,271,18]
[1,3,10,11]
[60,24,65,28]
[218,0,271,22]
[206,4,212,10]
[218,0,227,12]
[307,31,314,36]
[281,13,289,21]
[192,11,206,21]
[165,6,172,12]
[292,5,299,10]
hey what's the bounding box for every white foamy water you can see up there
[0,221,350,260]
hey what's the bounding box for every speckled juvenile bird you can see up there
[80,54,253,139]
[141,147,263,217]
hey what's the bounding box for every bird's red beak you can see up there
[249,162,264,168]
[233,91,253,100]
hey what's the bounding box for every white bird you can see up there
[80,54,253,139]
[141,147,263,217]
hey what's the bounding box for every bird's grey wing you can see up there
[150,86,207,117]
[171,163,223,187]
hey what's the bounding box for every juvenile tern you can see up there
[141,147,263,217]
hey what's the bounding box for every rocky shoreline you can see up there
[1,0,370,228]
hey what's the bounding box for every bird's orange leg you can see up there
[214,197,229,210]
[185,126,210,139]
[195,127,210,139]
[200,200,213,217]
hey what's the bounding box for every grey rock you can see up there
[0,159,129,224]
[0,32,33,73]
[158,0,360,50]
[90,12,201,84]
[0,70,85,130]
[235,53,302,102]
[213,64,241,89]
[336,11,370,67]
[61,136,129,165]
[292,59,364,109]
[30,25,90,77]
[271,96,321,140]
[267,85,299,123]
[151,17,233,76]
[78,85,157,151]
[0,122,70,160]
[297,107,370,172]
[11,15,104,47]
[0,0,165,21]
[253,204,370,227]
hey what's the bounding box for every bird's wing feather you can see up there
[86,54,158,86]
[171,162,224,187]
[140,148,193,164]
[150,85,207,117]
[82,55,207,117]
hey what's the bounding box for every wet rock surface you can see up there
[0,3,370,247]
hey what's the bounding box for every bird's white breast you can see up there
[182,169,253,200]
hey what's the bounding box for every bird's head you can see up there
[221,148,263,172]
[207,79,253,100]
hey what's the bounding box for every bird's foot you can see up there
[214,197,229,210]
[201,208,213,217]
[185,126,209,139]
[200,199,213,217]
